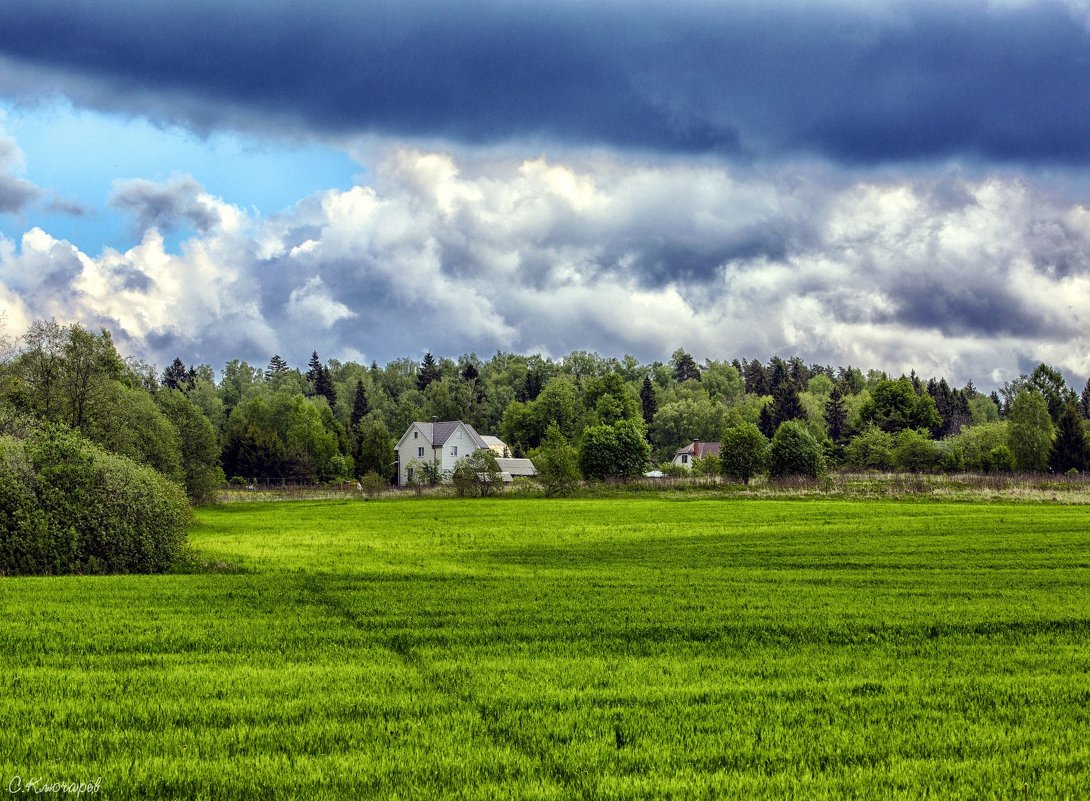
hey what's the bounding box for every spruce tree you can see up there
[770,379,805,429]
[640,376,657,428]
[671,349,701,383]
[1049,401,1089,473]
[520,363,547,401]
[265,354,288,379]
[351,380,369,429]
[460,359,485,403]
[162,357,191,391]
[757,403,776,439]
[743,359,770,396]
[1029,363,1069,423]
[787,356,808,389]
[306,351,322,386]
[417,352,441,391]
[825,385,849,444]
[1080,378,1090,419]
[314,365,337,408]
[768,357,789,390]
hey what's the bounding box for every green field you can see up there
[2,497,1090,799]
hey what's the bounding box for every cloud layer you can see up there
[2,1,1090,162]
[1,148,1087,387]
[0,134,40,214]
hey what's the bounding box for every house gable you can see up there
[395,420,491,485]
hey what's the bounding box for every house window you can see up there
[451,446,458,457]
[413,431,418,439]
[681,454,688,464]
[418,447,425,458]
[457,430,462,439]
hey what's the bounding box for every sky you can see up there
[1,0,1089,388]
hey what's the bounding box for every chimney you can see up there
[692,439,700,457]
[432,416,438,425]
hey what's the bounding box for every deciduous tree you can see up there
[769,421,825,479]
[1008,389,1054,472]
[579,420,650,481]
[720,423,769,484]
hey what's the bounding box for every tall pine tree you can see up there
[743,359,770,396]
[306,351,322,385]
[417,352,441,391]
[162,357,192,391]
[351,380,369,429]
[770,379,805,430]
[314,365,337,408]
[825,385,849,444]
[265,354,288,380]
[640,376,657,429]
[671,349,701,383]
[1050,401,1089,472]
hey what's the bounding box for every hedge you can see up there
[0,426,190,575]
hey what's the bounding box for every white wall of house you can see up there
[395,422,484,486]
[438,424,473,475]
[396,423,434,486]
[672,451,693,469]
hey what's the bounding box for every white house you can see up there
[395,419,490,486]
[672,439,720,469]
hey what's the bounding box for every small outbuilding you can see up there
[495,457,537,483]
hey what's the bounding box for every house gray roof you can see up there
[495,457,537,477]
[674,440,721,459]
[412,421,489,450]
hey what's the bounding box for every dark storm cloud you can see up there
[2,0,1090,162]
[885,281,1061,339]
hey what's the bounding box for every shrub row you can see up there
[0,426,190,576]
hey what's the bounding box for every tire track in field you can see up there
[300,571,597,799]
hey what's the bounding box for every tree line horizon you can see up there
[3,318,1090,492]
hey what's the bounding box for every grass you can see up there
[2,496,1090,798]
[218,470,1090,505]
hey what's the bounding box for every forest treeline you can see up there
[3,318,1090,498]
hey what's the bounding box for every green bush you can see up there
[532,425,582,496]
[0,426,190,575]
[720,423,769,484]
[691,453,721,477]
[943,422,1008,473]
[657,462,687,478]
[451,449,503,497]
[359,471,387,497]
[892,429,941,473]
[937,441,964,474]
[579,420,651,481]
[770,421,825,479]
[985,445,1016,474]
[843,425,895,471]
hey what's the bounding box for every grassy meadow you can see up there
[2,497,1090,799]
